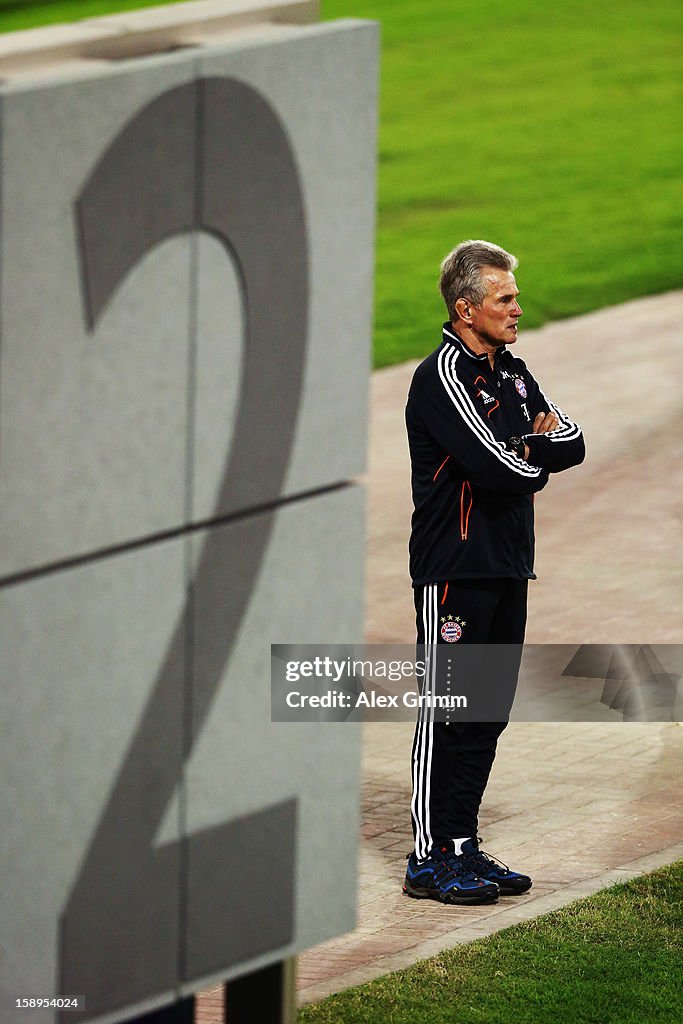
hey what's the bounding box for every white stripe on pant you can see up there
[410,583,438,861]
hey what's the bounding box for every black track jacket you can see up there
[407,324,585,585]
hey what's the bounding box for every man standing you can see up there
[403,240,585,904]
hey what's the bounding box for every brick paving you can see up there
[196,292,683,1021]
[195,986,223,1024]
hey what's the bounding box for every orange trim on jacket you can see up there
[460,480,473,540]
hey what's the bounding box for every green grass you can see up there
[299,860,683,1024]
[3,1,681,365]
[322,0,683,365]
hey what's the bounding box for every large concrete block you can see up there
[0,538,187,1022]
[0,14,376,1023]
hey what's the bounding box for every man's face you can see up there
[468,267,523,348]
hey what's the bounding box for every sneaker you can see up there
[455,837,532,895]
[403,843,500,904]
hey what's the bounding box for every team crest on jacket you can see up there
[515,378,528,399]
[440,619,462,642]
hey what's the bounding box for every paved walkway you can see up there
[296,721,683,1002]
[198,292,683,1020]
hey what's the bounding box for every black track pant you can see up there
[410,578,528,860]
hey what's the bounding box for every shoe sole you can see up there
[402,881,499,905]
[498,881,533,896]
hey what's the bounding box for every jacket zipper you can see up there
[460,480,473,540]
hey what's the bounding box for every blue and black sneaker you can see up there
[403,843,499,904]
[454,837,533,895]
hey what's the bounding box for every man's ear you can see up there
[454,297,472,323]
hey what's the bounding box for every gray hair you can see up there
[439,240,518,320]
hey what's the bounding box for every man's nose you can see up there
[512,300,523,317]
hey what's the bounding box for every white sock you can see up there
[451,837,471,855]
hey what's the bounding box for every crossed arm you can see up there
[522,410,559,461]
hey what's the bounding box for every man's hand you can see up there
[532,410,560,435]
[507,412,559,461]
[520,411,560,460]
